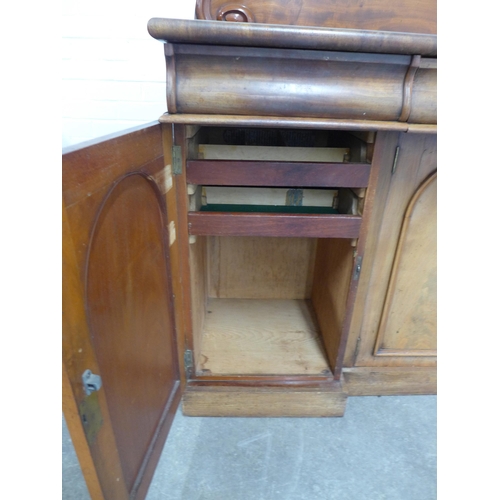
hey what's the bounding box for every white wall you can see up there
[62,0,195,148]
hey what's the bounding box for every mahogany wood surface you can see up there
[400,55,422,122]
[373,172,437,356]
[216,3,256,22]
[159,113,437,134]
[343,367,437,395]
[148,18,437,56]
[63,206,127,500]
[195,0,436,35]
[188,212,362,238]
[62,0,439,489]
[408,67,437,124]
[187,160,371,188]
[343,131,400,367]
[63,123,182,499]
[164,44,177,114]
[161,124,189,388]
[331,130,388,379]
[164,43,436,124]
[344,132,437,370]
[172,124,199,376]
[85,174,176,495]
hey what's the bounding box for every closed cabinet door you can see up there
[63,123,182,500]
[347,132,437,368]
[374,171,436,356]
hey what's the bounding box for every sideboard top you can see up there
[147,18,437,57]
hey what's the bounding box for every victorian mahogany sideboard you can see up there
[62,2,436,498]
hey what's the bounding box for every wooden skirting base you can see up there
[182,384,347,417]
[343,367,437,396]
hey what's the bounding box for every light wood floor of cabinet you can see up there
[197,298,330,376]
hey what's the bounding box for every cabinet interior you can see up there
[185,126,370,378]
[189,235,354,376]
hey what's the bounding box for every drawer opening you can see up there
[187,126,373,164]
[187,185,364,238]
[188,235,354,379]
[193,186,365,215]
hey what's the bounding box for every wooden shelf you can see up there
[186,160,371,188]
[188,211,362,238]
[198,298,330,376]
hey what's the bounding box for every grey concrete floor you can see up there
[63,395,436,500]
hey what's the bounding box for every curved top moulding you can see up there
[147,18,437,57]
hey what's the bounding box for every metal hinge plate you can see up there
[353,336,362,361]
[172,145,182,175]
[184,349,194,378]
[79,391,103,445]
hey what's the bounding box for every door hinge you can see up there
[353,255,363,281]
[80,369,103,445]
[172,145,182,175]
[184,349,194,378]
[391,146,400,175]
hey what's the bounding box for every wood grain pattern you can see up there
[162,124,188,388]
[331,131,387,378]
[207,236,317,299]
[195,0,436,35]
[159,113,437,133]
[187,160,371,188]
[172,124,197,375]
[343,367,437,395]
[188,212,362,238]
[189,235,208,372]
[62,213,127,498]
[399,55,421,122]
[346,132,437,369]
[311,239,355,378]
[342,132,401,367]
[62,370,106,500]
[374,172,437,355]
[165,44,435,123]
[63,123,181,499]
[215,3,255,22]
[199,298,330,375]
[408,67,437,125]
[183,384,347,417]
[164,44,177,114]
[85,173,178,492]
[132,383,182,500]
[148,18,437,56]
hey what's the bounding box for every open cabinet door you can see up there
[63,123,182,500]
